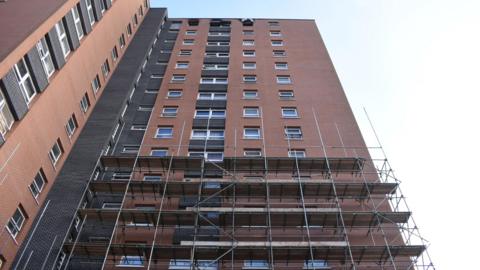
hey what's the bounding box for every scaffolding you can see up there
[53,106,435,270]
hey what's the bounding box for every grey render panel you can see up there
[12,9,168,270]
[47,27,66,69]
[105,0,112,9]
[0,69,29,120]
[195,100,227,109]
[201,70,228,77]
[207,36,230,42]
[203,57,229,64]
[26,46,49,92]
[64,11,81,50]
[92,0,103,21]
[209,27,231,32]
[205,45,230,52]
[192,119,225,128]
[78,0,93,34]
[198,84,228,92]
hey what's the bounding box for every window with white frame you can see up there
[243,90,258,99]
[273,50,286,57]
[197,92,227,100]
[281,107,298,118]
[243,107,260,117]
[188,152,224,162]
[243,260,269,269]
[275,62,288,70]
[122,145,139,154]
[243,127,261,139]
[204,52,229,58]
[101,60,110,78]
[131,124,147,130]
[203,64,228,70]
[288,149,306,158]
[304,260,328,269]
[284,127,303,139]
[99,0,106,13]
[0,91,14,135]
[186,30,197,35]
[279,90,294,99]
[119,34,126,48]
[102,202,121,209]
[155,127,173,138]
[127,24,132,36]
[171,75,186,82]
[242,40,255,46]
[276,75,292,84]
[80,93,90,113]
[161,106,178,117]
[268,21,280,26]
[167,90,182,98]
[243,62,256,69]
[191,129,224,140]
[48,139,63,165]
[244,149,262,157]
[175,62,189,69]
[194,109,226,119]
[243,50,255,57]
[65,114,77,137]
[55,21,70,58]
[71,6,84,40]
[117,255,144,267]
[208,32,230,36]
[271,40,283,46]
[13,57,37,104]
[183,39,194,45]
[111,46,118,62]
[243,75,257,83]
[36,37,55,78]
[168,259,218,270]
[91,75,101,93]
[6,206,26,238]
[143,175,162,181]
[243,30,254,35]
[179,50,192,56]
[270,31,282,37]
[150,148,168,157]
[200,77,228,84]
[112,172,132,180]
[207,42,230,46]
[86,0,95,26]
[29,171,46,198]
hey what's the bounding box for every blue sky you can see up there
[150,1,480,268]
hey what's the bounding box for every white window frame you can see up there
[244,149,262,157]
[183,39,195,45]
[203,64,228,70]
[167,90,182,98]
[186,30,197,35]
[194,109,226,119]
[243,90,258,99]
[273,50,286,57]
[276,76,292,84]
[279,90,294,99]
[131,124,147,130]
[207,42,230,46]
[242,62,256,69]
[155,127,173,138]
[200,77,228,84]
[243,260,269,269]
[101,60,110,78]
[243,50,255,57]
[271,40,284,46]
[29,172,46,198]
[36,38,55,78]
[281,107,299,118]
[55,21,70,58]
[13,58,37,104]
[65,115,77,137]
[208,32,230,36]
[80,93,90,113]
[6,207,26,238]
[242,40,255,46]
[284,127,303,139]
[86,0,95,26]
[111,46,118,62]
[0,91,14,135]
[49,140,62,166]
[179,50,192,56]
[122,145,140,154]
[91,75,101,93]
[171,75,186,82]
[191,129,225,140]
[112,172,132,180]
[71,6,84,40]
[243,128,261,139]
[243,107,260,117]
[243,75,257,83]
[270,31,282,37]
[197,92,227,100]
[117,255,145,267]
[143,175,162,181]
[175,62,189,69]
[275,62,288,70]
[119,34,126,48]
[188,152,224,162]
[204,52,229,58]
[288,150,306,158]
[161,106,178,117]
[150,149,168,157]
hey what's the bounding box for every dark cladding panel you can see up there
[157,53,171,62]
[47,27,66,69]
[195,100,227,109]
[146,78,162,89]
[92,0,103,21]
[78,0,93,34]
[26,47,49,92]
[0,69,29,120]
[205,46,230,52]
[64,12,81,50]
[105,0,112,9]
[201,70,228,77]
[203,57,229,64]
[198,84,228,92]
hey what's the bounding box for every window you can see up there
[189,152,224,162]
[155,127,173,138]
[138,105,153,111]
[208,32,230,36]
[285,127,302,139]
[243,62,256,69]
[271,40,284,46]
[179,50,192,56]
[119,34,126,48]
[91,75,101,93]
[29,170,46,198]
[194,109,226,119]
[244,149,262,157]
[243,90,258,99]
[80,93,90,113]
[151,148,168,157]
[279,90,294,99]
[151,74,163,79]
[127,24,132,36]
[65,114,77,137]
[71,6,84,40]
[276,75,292,84]
[207,42,230,46]
[197,92,226,100]
[200,77,228,84]
[203,64,228,70]
[101,60,110,78]
[161,106,178,117]
[204,52,229,58]
[168,259,218,270]
[281,107,298,118]
[268,21,280,26]
[191,129,224,140]
[183,39,194,45]
[244,127,261,139]
[117,255,144,267]
[0,91,14,135]
[122,145,139,154]
[242,40,255,46]
[243,107,260,117]
[243,30,254,35]
[273,50,286,57]
[48,139,63,165]
[167,90,182,98]
[270,31,282,36]
[131,124,147,130]
[13,57,36,104]
[304,260,328,269]
[144,175,162,181]
[86,0,95,26]
[55,21,70,58]
[244,260,269,269]
[100,0,106,13]
[175,62,189,69]
[275,62,288,69]
[102,202,121,209]
[36,37,55,78]
[243,75,257,83]
[145,89,159,94]
[111,46,118,62]
[171,75,186,82]
[112,172,132,180]
[170,21,182,30]
[133,14,138,26]
[288,149,306,158]
[186,30,197,35]
[6,206,26,238]
[243,50,255,57]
